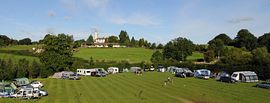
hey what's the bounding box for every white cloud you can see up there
[110,13,160,26]
[228,17,254,24]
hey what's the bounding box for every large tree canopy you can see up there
[163,37,195,61]
[258,33,270,52]
[118,30,130,45]
[234,29,257,51]
[19,38,32,45]
[86,35,94,45]
[107,36,119,43]
[40,34,74,72]
[209,33,232,45]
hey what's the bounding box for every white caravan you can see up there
[77,69,98,76]
[231,71,258,82]
[107,67,119,74]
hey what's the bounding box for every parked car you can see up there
[96,71,107,77]
[69,74,80,80]
[175,72,186,78]
[33,88,48,96]
[149,66,155,71]
[256,82,270,89]
[194,69,211,79]
[182,68,194,77]
[157,66,166,72]
[30,81,43,88]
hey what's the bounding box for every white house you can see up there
[107,67,119,74]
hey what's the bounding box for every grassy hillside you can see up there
[73,48,154,63]
[0,45,39,62]
[1,72,269,103]
[186,52,204,61]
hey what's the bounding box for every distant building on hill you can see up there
[89,30,124,48]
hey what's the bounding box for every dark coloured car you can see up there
[96,71,107,77]
[175,72,186,78]
[216,73,236,83]
[256,82,270,89]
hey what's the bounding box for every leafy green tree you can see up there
[150,43,156,49]
[151,51,163,65]
[130,37,136,47]
[209,33,232,45]
[86,35,94,45]
[107,36,119,43]
[204,50,215,62]
[0,35,11,46]
[220,47,253,65]
[74,39,85,48]
[163,37,195,61]
[119,30,130,45]
[258,33,270,52]
[252,47,270,65]
[16,59,29,78]
[31,60,42,78]
[157,44,164,49]
[234,29,257,51]
[19,38,32,45]
[208,39,224,58]
[138,38,145,47]
[40,34,74,72]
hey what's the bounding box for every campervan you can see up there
[11,86,40,99]
[231,71,258,82]
[107,67,119,74]
[194,69,211,79]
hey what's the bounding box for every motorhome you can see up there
[11,85,40,99]
[194,69,211,79]
[231,71,258,82]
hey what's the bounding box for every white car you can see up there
[33,88,48,96]
[30,81,43,88]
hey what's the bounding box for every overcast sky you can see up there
[0,0,270,44]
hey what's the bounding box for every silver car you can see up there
[256,82,270,89]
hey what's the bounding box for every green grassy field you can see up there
[1,72,269,103]
[0,45,37,50]
[73,48,155,63]
[0,45,39,62]
[186,52,204,61]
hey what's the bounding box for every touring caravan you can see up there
[231,71,258,82]
[107,67,119,74]
[194,69,211,79]
[77,69,98,76]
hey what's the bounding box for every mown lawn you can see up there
[1,72,269,103]
[73,48,155,63]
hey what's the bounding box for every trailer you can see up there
[77,69,98,76]
[107,67,119,74]
[231,71,258,82]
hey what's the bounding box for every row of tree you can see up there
[84,30,164,49]
[0,35,33,47]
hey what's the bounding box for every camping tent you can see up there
[51,71,74,79]
[13,77,30,87]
